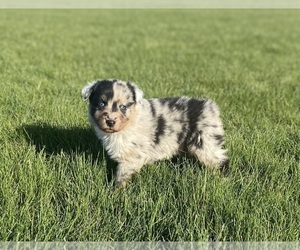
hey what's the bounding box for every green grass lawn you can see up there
[0,9,299,241]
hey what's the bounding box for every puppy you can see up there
[82,79,229,188]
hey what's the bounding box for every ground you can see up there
[0,10,299,241]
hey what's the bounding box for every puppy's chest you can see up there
[101,134,143,162]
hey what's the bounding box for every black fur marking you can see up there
[184,99,206,148]
[89,80,114,105]
[177,114,188,146]
[148,100,156,117]
[159,97,186,111]
[127,82,136,103]
[112,101,118,112]
[214,134,224,145]
[177,131,186,144]
[159,97,175,106]
[154,115,166,144]
[187,131,203,149]
[90,105,97,118]
[126,102,135,108]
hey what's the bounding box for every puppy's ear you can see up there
[134,85,144,104]
[82,82,96,100]
[127,82,144,104]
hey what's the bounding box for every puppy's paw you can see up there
[115,180,127,189]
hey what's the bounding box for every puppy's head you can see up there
[82,79,143,133]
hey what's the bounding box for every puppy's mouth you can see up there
[100,121,120,133]
[92,112,129,134]
[101,127,118,133]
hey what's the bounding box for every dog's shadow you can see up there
[19,123,117,182]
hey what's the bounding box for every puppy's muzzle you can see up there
[106,119,116,128]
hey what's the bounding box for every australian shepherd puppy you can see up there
[82,79,229,188]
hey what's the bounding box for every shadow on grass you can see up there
[19,123,230,186]
[18,123,117,182]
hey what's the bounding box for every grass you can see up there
[0,9,299,241]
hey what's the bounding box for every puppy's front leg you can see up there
[115,162,143,188]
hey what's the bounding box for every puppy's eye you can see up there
[120,104,127,111]
[98,102,105,109]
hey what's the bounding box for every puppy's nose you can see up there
[106,119,116,128]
